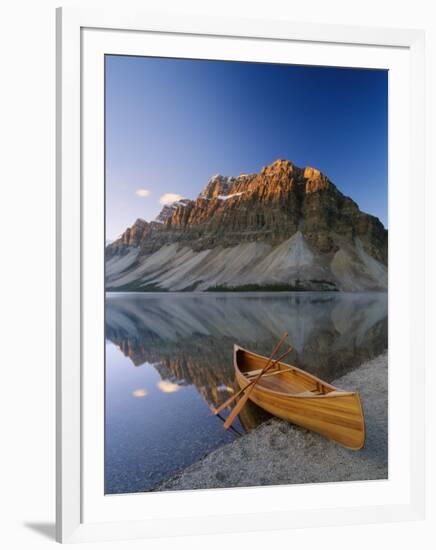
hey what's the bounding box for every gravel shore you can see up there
[157,352,388,491]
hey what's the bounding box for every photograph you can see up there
[104,55,388,495]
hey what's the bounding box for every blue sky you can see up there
[106,55,388,240]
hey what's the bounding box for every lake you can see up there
[105,291,387,494]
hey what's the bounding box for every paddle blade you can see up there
[211,386,246,415]
[223,390,251,429]
[221,334,291,428]
[223,345,293,429]
[214,334,287,418]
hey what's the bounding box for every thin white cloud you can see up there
[132,388,147,398]
[159,193,184,205]
[135,188,151,198]
[157,380,181,393]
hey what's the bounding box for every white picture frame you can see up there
[56,6,426,543]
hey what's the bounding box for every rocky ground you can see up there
[156,352,388,491]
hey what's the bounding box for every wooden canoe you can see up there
[234,345,365,450]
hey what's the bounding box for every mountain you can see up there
[106,159,387,291]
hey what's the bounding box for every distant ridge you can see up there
[106,159,387,292]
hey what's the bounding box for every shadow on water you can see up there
[105,291,387,493]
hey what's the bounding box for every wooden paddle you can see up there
[211,363,293,416]
[212,332,288,416]
[223,344,293,430]
[212,351,294,415]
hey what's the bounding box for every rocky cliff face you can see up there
[106,159,388,291]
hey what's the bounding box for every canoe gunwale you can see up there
[233,345,353,399]
[232,345,366,450]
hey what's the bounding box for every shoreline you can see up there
[106,290,387,296]
[154,352,388,492]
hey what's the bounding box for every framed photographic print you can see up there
[56,6,426,543]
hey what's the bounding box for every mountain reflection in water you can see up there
[105,291,387,494]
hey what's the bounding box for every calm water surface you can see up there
[105,292,387,494]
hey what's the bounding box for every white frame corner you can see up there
[56,6,426,543]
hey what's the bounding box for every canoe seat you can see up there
[244,367,326,396]
[246,368,270,377]
[245,367,292,378]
